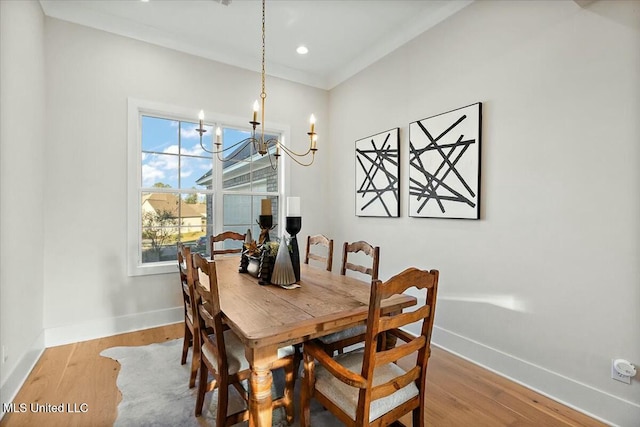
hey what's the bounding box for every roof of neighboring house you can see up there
[142,193,205,218]
[195,133,279,186]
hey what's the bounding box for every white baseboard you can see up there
[432,325,640,427]
[5,314,638,426]
[0,331,45,420]
[44,307,183,347]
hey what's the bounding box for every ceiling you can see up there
[39,0,473,90]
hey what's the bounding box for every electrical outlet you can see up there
[612,359,631,384]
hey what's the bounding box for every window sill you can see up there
[128,261,176,277]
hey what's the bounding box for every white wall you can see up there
[328,1,639,425]
[3,0,638,425]
[0,0,46,408]
[41,17,329,344]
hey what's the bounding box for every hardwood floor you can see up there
[0,323,605,427]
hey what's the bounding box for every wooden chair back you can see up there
[191,252,296,425]
[192,253,227,372]
[357,267,439,424]
[300,267,439,426]
[340,240,380,280]
[177,244,199,387]
[304,234,334,271]
[360,268,439,406]
[210,231,246,259]
[178,244,191,288]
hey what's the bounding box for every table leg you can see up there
[247,347,276,427]
[384,310,401,350]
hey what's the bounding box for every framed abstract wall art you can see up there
[409,102,482,219]
[355,127,400,217]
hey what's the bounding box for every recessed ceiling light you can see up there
[296,46,309,55]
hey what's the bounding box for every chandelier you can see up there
[196,0,317,169]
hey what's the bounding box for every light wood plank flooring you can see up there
[0,323,605,427]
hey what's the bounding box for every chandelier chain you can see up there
[196,0,317,169]
[261,0,266,100]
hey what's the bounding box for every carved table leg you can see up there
[247,347,276,427]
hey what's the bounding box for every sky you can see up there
[141,115,253,190]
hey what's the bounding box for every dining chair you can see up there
[317,240,381,354]
[209,231,246,260]
[191,253,297,425]
[304,234,334,271]
[177,244,199,388]
[300,267,439,427]
[340,240,380,281]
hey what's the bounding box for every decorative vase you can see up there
[270,236,296,285]
[285,216,302,281]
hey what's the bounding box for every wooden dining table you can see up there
[213,256,417,427]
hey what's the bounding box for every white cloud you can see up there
[164,144,179,155]
[181,127,199,139]
[141,137,213,188]
[142,151,179,187]
[181,145,207,156]
[181,124,213,140]
[142,164,165,187]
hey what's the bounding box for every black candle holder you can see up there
[285,216,302,282]
[257,215,275,244]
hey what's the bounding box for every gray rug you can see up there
[100,339,340,426]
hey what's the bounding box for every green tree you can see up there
[153,182,172,188]
[142,209,179,261]
[184,193,198,204]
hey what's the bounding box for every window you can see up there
[128,99,285,276]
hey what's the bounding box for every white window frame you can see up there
[127,98,289,276]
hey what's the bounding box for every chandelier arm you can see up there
[216,150,225,162]
[219,139,256,162]
[262,137,316,167]
[285,150,316,167]
[267,149,278,171]
[199,135,255,155]
[275,141,313,158]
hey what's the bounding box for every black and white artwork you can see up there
[409,103,481,219]
[355,128,400,217]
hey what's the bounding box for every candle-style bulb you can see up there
[198,110,204,130]
[309,114,316,134]
[252,100,259,123]
[311,134,317,150]
[287,197,301,217]
[215,127,221,144]
[253,101,260,112]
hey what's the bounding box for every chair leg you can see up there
[195,357,209,416]
[216,377,229,427]
[181,322,191,365]
[413,404,424,427]
[189,336,200,388]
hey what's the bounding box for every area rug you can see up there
[100,339,340,426]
